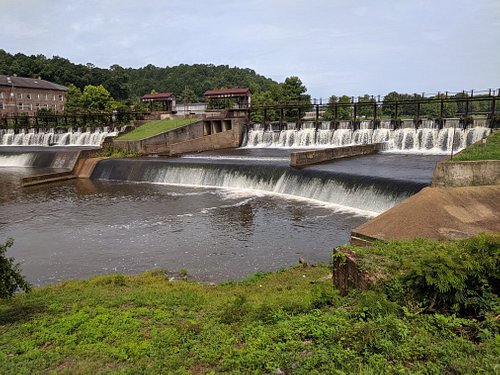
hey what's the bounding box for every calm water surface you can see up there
[0,172,367,285]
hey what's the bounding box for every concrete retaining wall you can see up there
[290,143,382,167]
[169,120,245,155]
[112,121,205,154]
[21,148,103,187]
[332,247,375,294]
[432,160,500,187]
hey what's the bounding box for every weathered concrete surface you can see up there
[432,160,500,187]
[351,186,500,244]
[73,157,107,178]
[21,149,104,187]
[332,247,375,294]
[113,121,204,154]
[22,170,75,187]
[169,121,245,155]
[113,118,247,155]
[290,143,382,167]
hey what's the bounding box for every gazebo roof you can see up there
[141,93,174,101]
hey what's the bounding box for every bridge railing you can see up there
[248,92,500,130]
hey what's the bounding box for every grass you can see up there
[1,235,499,374]
[115,118,197,141]
[452,130,500,161]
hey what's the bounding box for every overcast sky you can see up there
[1,0,499,98]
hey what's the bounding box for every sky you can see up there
[1,0,499,99]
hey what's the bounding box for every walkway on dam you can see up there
[351,185,500,244]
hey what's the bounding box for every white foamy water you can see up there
[243,121,490,153]
[0,127,118,146]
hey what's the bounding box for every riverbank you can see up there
[1,235,498,374]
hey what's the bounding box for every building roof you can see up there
[204,88,251,97]
[0,75,68,91]
[141,93,175,100]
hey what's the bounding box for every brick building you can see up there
[0,75,68,116]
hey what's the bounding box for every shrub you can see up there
[0,238,31,298]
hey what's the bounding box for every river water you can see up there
[0,148,445,285]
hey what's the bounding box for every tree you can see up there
[64,84,83,113]
[280,76,311,121]
[357,94,376,118]
[337,95,353,120]
[0,238,31,298]
[80,85,116,113]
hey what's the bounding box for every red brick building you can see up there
[0,75,68,116]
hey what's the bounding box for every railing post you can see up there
[315,104,319,130]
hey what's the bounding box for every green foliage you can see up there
[352,234,500,316]
[452,130,499,161]
[0,259,498,373]
[0,238,31,298]
[115,118,197,141]
[250,77,311,123]
[80,85,115,113]
[0,50,275,101]
[98,147,140,159]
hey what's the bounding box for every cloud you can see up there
[0,0,498,97]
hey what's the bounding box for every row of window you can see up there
[0,102,64,111]
[0,91,64,101]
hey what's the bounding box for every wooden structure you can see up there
[204,88,251,109]
[141,93,176,113]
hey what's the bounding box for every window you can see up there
[18,102,24,110]
[44,94,48,100]
[53,95,56,101]
[27,93,32,100]
[35,103,40,110]
[17,93,23,99]
[59,94,64,101]
[30,103,33,111]
[0,102,4,110]
[0,92,4,99]
[37,93,40,100]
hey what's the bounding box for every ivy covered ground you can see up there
[0,235,498,374]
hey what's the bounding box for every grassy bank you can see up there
[116,119,197,141]
[1,235,499,374]
[452,130,499,161]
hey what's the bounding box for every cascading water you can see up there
[92,159,428,215]
[242,121,490,153]
[0,151,79,168]
[0,127,118,146]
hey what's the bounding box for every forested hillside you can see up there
[0,50,276,102]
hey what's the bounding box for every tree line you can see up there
[1,49,495,122]
[0,50,276,102]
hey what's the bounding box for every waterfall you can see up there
[92,159,428,215]
[242,123,490,153]
[0,127,118,146]
[0,151,80,168]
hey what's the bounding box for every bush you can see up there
[0,238,31,298]
[353,234,500,317]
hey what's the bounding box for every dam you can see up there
[0,143,444,285]
[0,112,494,285]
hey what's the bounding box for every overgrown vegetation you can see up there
[115,118,197,141]
[452,130,500,161]
[97,147,140,159]
[349,234,499,317]
[0,238,31,299]
[0,235,498,373]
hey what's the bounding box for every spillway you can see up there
[242,121,490,152]
[91,158,429,215]
[0,150,79,168]
[0,127,118,146]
